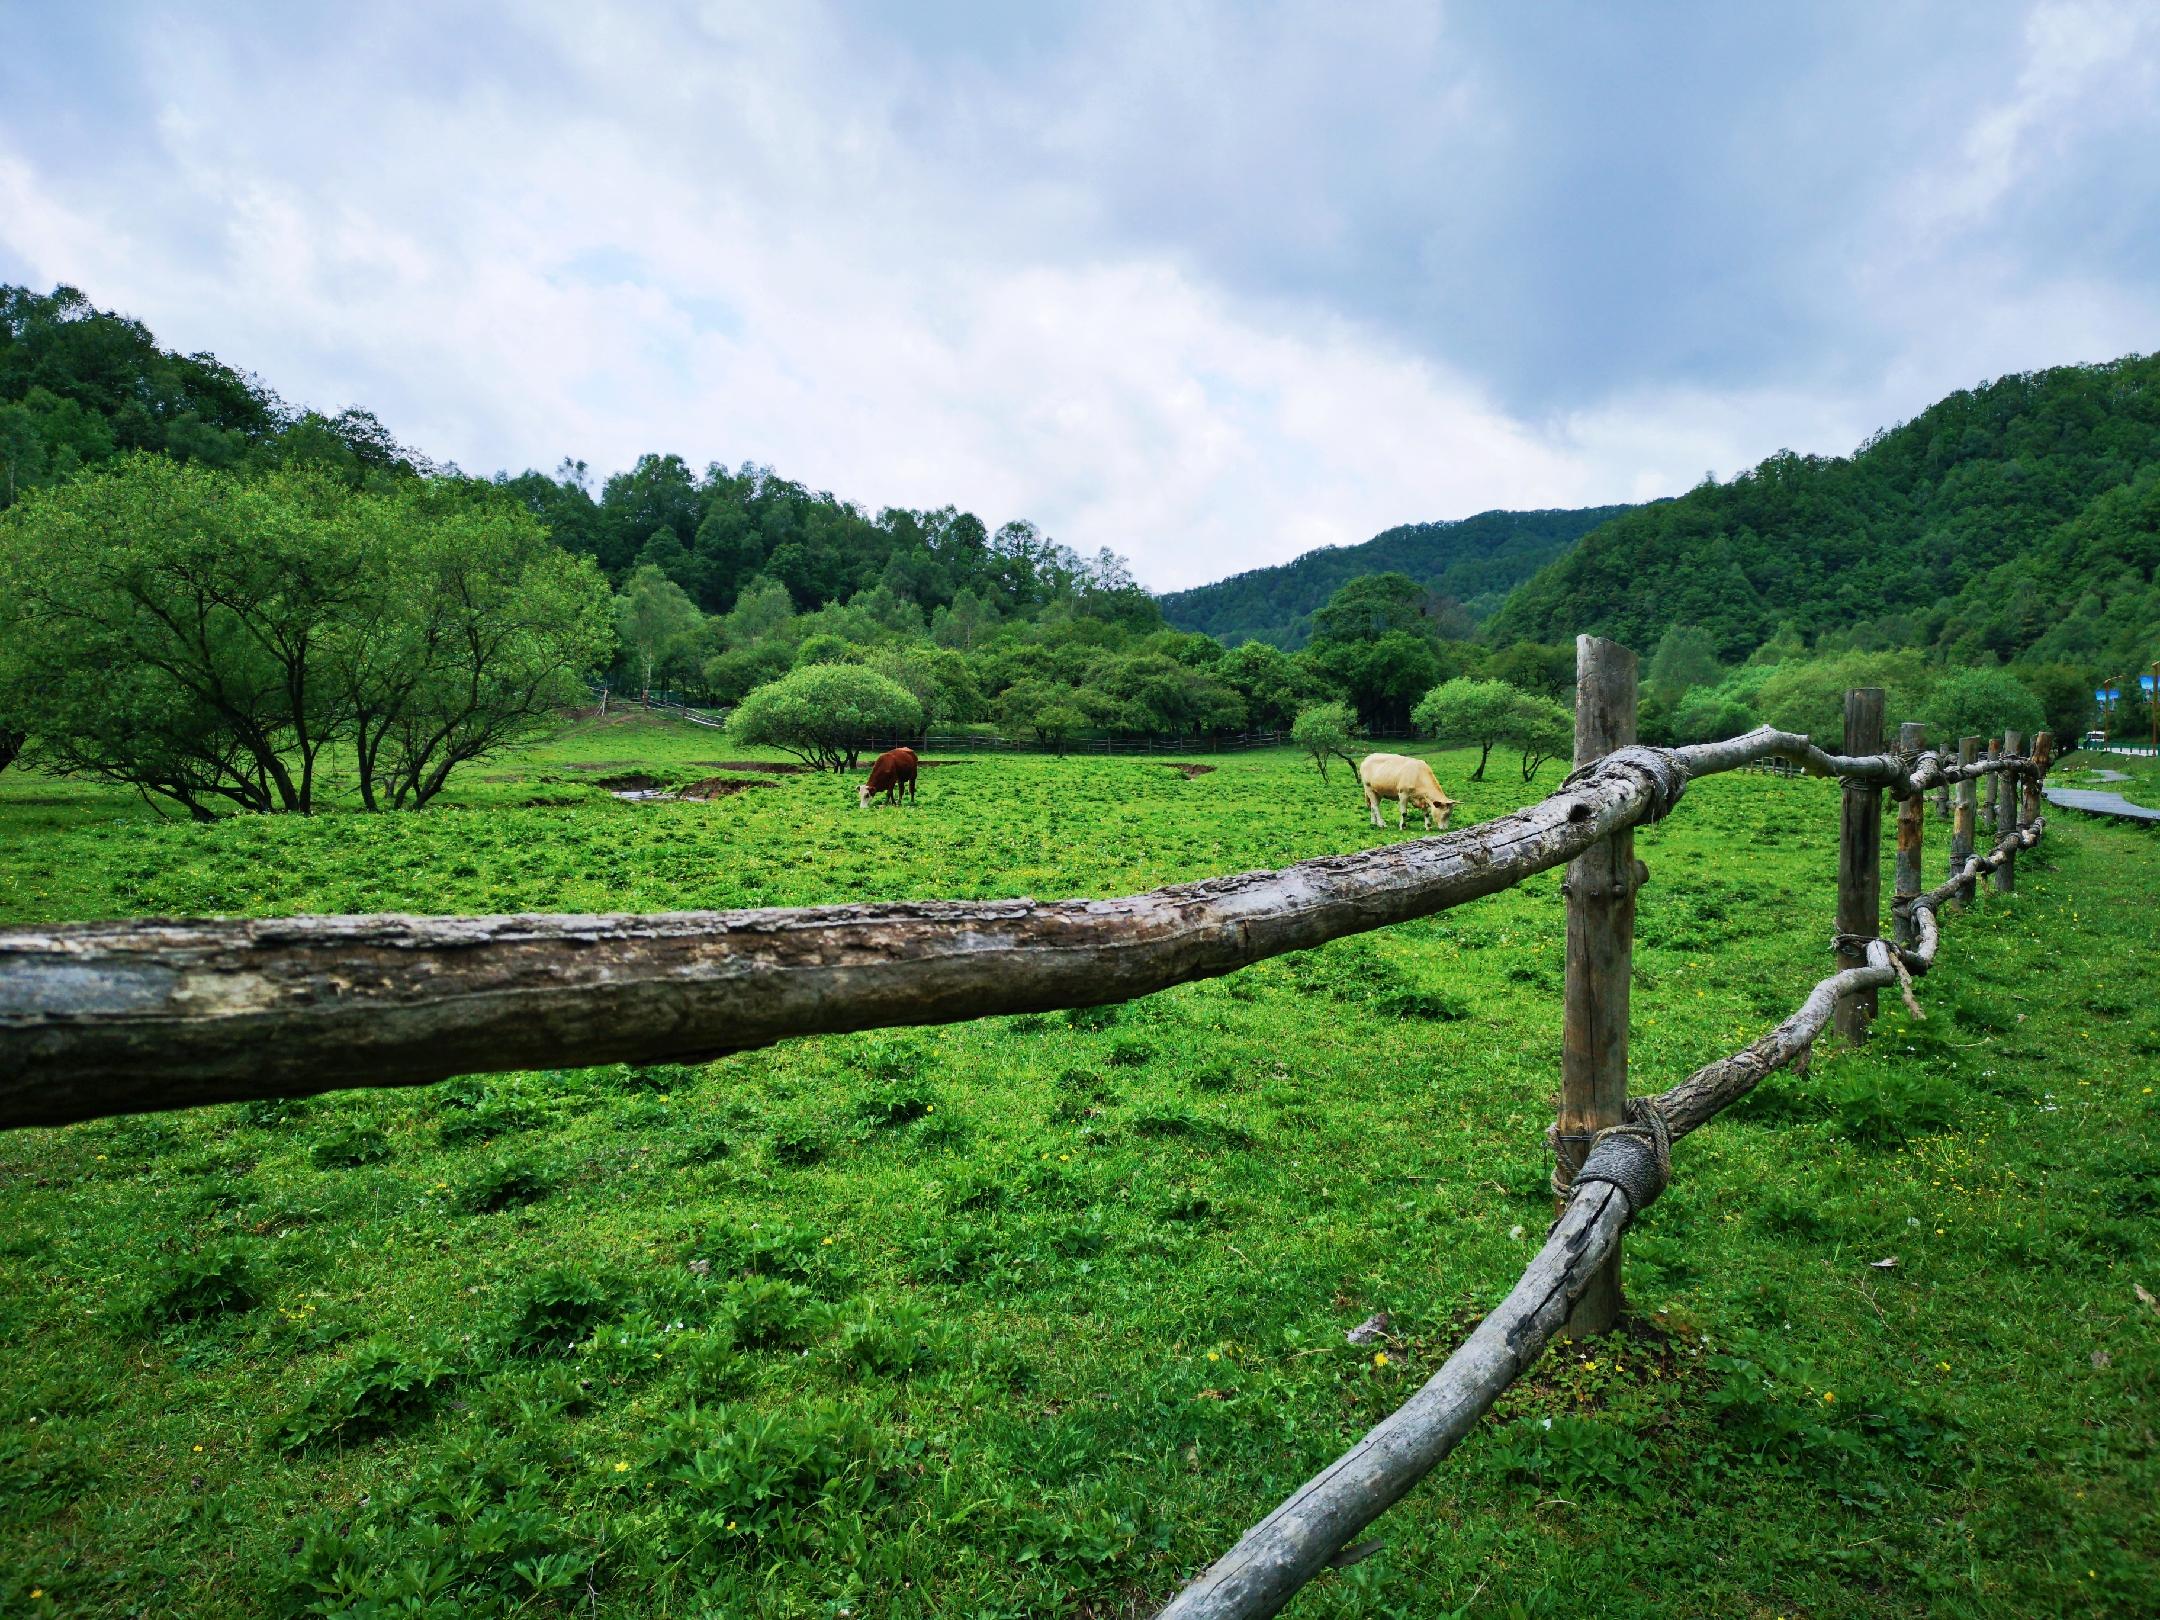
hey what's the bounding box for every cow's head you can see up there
[857,783,874,809]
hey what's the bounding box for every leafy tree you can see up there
[703,642,792,705]
[1645,625,1723,704]
[340,489,612,810]
[1921,668,2045,748]
[615,565,706,705]
[792,633,865,668]
[1511,692,1574,781]
[1411,677,1526,781]
[0,458,368,817]
[1752,651,1932,747]
[725,665,923,771]
[1670,689,1763,745]
[1217,640,1318,731]
[2010,661,2100,746]
[1301,630,1442,730]
[868,644,982,726]
[1310,572,1434,644]
[1291,701,1358,779]
[723,576,797,648]
[1032,700,1087,756]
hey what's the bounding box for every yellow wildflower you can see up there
[1373,1352,1390,1368]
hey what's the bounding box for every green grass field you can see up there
[3,713,2156,1618]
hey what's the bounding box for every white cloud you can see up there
[2,1,2157,595]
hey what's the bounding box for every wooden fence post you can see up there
[1834,688,1885,1044]
[1981,737,2000,833]
[1995,730,2022,895]
[1951,736,1979,906]
[1555,634,1638,1338]
[2026,732,2053,824]
[1894,721,1925,949]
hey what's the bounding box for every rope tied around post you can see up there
[1570,1096,1672,1217]
[1561,744,1689,822]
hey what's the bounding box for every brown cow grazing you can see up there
[858,746,919,808]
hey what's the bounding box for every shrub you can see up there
[725,664,923,772]
[503,1268,616,1356]
[455,1158,554,1214]
[137,1243,260,1326]
[1290,701,1358,779]
[308,1125,392,1169]
[272,1340,456,1451]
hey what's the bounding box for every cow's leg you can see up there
[1365,785,1382,827]
[1396,792,1407,830]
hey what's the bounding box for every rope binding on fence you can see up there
[1569,1096,1673,1216]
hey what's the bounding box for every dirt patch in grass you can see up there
[515,795,589,808]
[595,773,666,792]
[1160,763,1217,779]
[678,777,779,800]
[694,759,811,775]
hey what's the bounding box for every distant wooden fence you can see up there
[0,636,2058,1619]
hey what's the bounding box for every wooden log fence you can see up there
[0,642,2062,1619]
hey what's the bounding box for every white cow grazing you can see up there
[1358,752,1459,831]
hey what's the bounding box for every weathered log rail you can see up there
[1152,815,2045,1619]
[0,725,2045,1130]
[0,647,2062,1620]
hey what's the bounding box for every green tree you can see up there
[1645,624,1723,704]
[615,565,706,705]
[725,664,923,771]
[1921,668,2046,748]
[1310,572,1433,644]
[1291,701,1359,779]
[0,457,367,817]
[2010,661,2099,747]
[1411,677,1525,781]
[340,488,612,810]
[1032,700,1087,756]
[1511,691,1574,781]
[1670,688,1763,745]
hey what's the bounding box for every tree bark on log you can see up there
[1950,737,1979,909]
[1894,722,1925,949]
[1151,813,2047,1620]
[1834,690,1885,1044]
[1555,635,1637,1337]
[1152,1185,1635,1620]
[0,737,2052,1131]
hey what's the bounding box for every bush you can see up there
[725,664,923,772]
[454,1157,554,1214]
[503,1268,616,1356]
[272,1340,456,1451]
[1922,666,2046,746]
[136,1243,261,1326]
[308,1125,392,1169]
[1290,701,1358,778]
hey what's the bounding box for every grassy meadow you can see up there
[2,712,2156,1618]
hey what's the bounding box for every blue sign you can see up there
[2097,687,2120,701]
[2144,675,2158,693]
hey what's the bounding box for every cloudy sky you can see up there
[4,1,2157,589]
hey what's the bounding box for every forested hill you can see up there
[1158,505,1633,648]
[0,283,1140,624]
[1486,354,2160,667]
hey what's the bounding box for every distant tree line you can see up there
[0,283,2139,809]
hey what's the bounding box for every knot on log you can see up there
[1567,1098,1672,1216]
[1564,745,1688,822]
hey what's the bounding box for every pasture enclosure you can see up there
[1,650,2150,1618]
